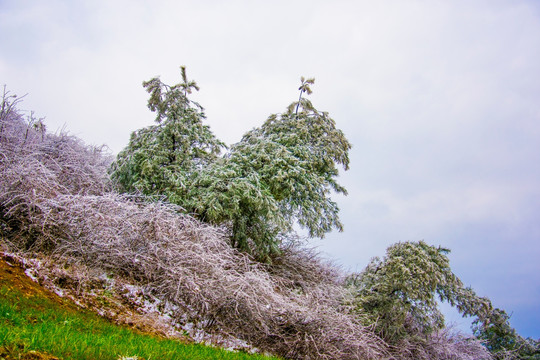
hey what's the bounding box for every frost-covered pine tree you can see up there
[110,67,225,205]
[111,71,351,261]
[346,241,501,342]
[186,77,351,259]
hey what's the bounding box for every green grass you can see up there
[0,285,278,360]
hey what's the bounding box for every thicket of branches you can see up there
[0,95,388,359]
[0,85,514,360]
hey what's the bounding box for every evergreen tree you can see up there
[346,241,494,342]
[186,77,351,259]
[473,309,540,359]
[347,240,538,357]
[110,67,225,205]
[111,71,351,260]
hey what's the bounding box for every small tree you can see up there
[110,67,225,204]
[346,241,494,342]
[185,77,351,259]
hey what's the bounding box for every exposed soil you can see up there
[0,253,76,310]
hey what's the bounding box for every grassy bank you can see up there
[0,259,278,360]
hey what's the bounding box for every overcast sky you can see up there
[1,0,539,339]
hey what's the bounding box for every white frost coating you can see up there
[24,268,39,283]
[117,282,255,351]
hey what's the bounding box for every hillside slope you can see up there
[0,253,278,360]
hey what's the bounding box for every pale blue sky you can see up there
[1,0,539,338]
